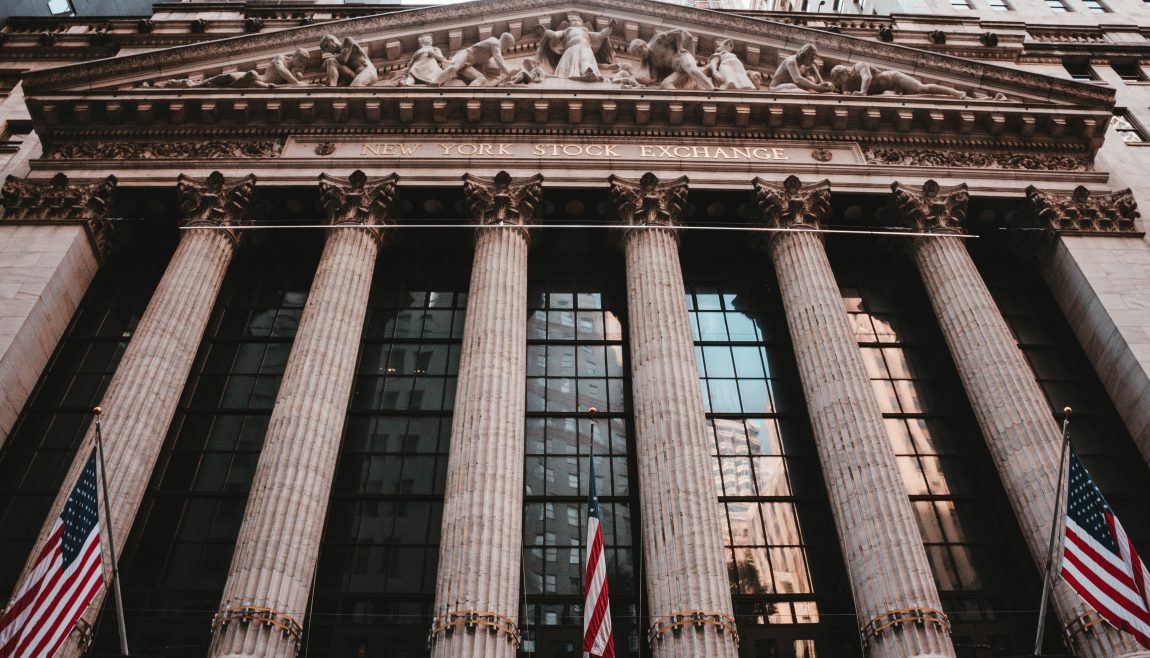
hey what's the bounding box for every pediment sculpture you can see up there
[138,17,1011,101]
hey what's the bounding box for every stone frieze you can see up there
[864,147,1092,171]
[45,140,284,160]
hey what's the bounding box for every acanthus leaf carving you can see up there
[1025,184,1141,235]
[865,147,1092,172]
[462,170,544,230]
[1,172,122,258]
[890,180,970,234]
[752,175,831,231]
[318,170,399,245]
[176,171,258,244]
[608,172,689,229]
[46,140,284,160]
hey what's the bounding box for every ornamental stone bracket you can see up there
[175,171,258,244]
[889,180,971,234]
[752,174,832,232]
[461,170,544,238]
[1025,184,1142,236]
[318,169,399,246]
[0,172,122,259]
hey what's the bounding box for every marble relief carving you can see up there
[865,147,1092,171]
[397,34,448,86]
[145,48,310,88]
[706,38,759,90]
[320,34,378,86]
[628,28,714,90]
[45,140,284,160]
[431,33,516,86]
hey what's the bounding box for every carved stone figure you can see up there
[148,49,309,88]
[628,29,713,90]
[706,39,757,90]
[319,34,377,87]
[767,44,834,93]
[399,34,448,86]
[829,61,967,98]
[433,33,515,86]
[611,62,643,88]
[502,57,545,85]
[536,15,617,82]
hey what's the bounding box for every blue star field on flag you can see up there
[61,450,100,567]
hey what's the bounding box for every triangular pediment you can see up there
[22,0,1111,108]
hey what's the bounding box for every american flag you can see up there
[0,448,105,658]
[583,456,614,658]
[1061,448,1150,649]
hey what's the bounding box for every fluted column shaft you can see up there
[431,225,528,658]
[624,226,739,658]
[11,225,239,658]
[768,228,955,658]
[209,224,381,658]
[911,233,1150,658]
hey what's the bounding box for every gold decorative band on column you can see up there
[859,607,951,645]
[1064,610,1106,639]
[647,609,739,645]
[211,605,303,643]
[427,609,521,647]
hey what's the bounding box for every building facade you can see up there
[2,2,1150,658]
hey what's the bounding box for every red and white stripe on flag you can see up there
[584,513,614,657]
[0,449,105,658]
[1061,450,1150,649]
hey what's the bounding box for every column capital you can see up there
[890,180,970,235]
[1026,184,1142,236]
[176,171,257,244]
[1,172,121,259]
[752,175,831,232]
[318,170,399,246]
[608,172,689,229]
[462,171,543,242]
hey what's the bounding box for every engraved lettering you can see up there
[773,148,788,160]
[439,143,456,155]
[478,144,494,155]
[563,145,583,156]
[498,144,513,155]
[604,145,619,157]
[380,144,396,155]
[730,147,752,159]
[362,143,381,156]
[692,147,710,158]
[533,144,546,156]
[640,146,655,157]
[400,143,421,156]
[713,147,731,159]
[457,144,478,155]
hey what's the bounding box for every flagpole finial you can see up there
[587,407,598,415]
[93,406,103,416]
[1064,406,1072,416]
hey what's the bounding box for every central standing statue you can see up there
[536,15,617,82]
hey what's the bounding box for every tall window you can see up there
[309,241,469,657]
[1111,111,1148,143]
[522,231,642,657]
[833,239,1041,657]
[986,0,1012,11]
[92,231,319,656]
[1063,60,1097,81]
[1082,0,1110,12]
[1112,60,1147,82]
[687,281,858,658]
[1046,0,1071,12]
[0,244,167,599]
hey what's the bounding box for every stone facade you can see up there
[2,2,1150,658]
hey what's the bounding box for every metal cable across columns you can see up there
[752,176,955,658]
[4,171,255,658]
[890,181,1150,658]
[608,173,739,658]
[429,171,542,658]
[208,171,398,658]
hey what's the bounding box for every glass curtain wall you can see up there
[0,237,170,599]
[91,230,320,656]
[521,229,642,658]
[308,230,469,657]
[830,236,1042,657]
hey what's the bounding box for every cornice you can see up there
[18,0,1114,109]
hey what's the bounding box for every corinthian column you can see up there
[608,173,738,658]
[0,173,119,448]
[753,175,955,658]
[430,171,542,658]
[891,180,1149,658]
[209,171,398,658]
[6,171,255,658]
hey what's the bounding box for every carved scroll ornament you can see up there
[866,148,1092,172]
[890,180,970,234]
[608,172,689,228]
[1026,185,1140,235]
[752,175,831,230]
[176,171,258,243]
[318,170,399,245]
[1,173,121,258]
[46,140,284,161]
[462,170,544,231]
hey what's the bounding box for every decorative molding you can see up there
[318,170,399,245]
[45,140,284,160]
[176,171,257,242]
[752,175,831,231]
[889,180,970,234]
[864,147,1093,171]
[1025,184,1140,235]
[0,172,121,257]
[810,148,832,162]
[461,171,544,240]
[608,172,689,230]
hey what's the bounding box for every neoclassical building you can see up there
[1,1,1150,658]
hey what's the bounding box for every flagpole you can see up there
[586,407,597,658]
[1032,406,1073,657]
[94,407,131,656]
